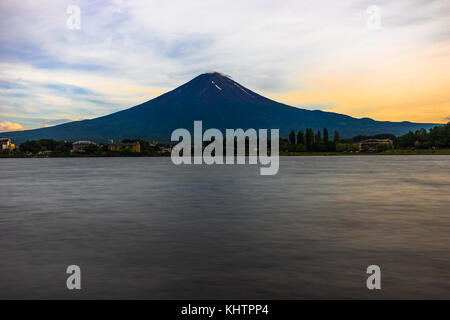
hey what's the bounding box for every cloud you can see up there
[0,0,449,125]
[0,121,28,132]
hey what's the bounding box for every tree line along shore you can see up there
[1,122,449,158]
[281,122,449,155]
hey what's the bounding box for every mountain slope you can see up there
[4,72,438,143]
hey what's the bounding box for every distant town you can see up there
[1,123,449,157]
[0,137,172,157]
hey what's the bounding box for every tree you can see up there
[289,130,296,145]
[53,141,72,154]
[323,128,329,144]
[295,144,307,152]
[305,128,314,150]
[333,130,340,143]
[84,144,101,154]
[20,140,41,154]
[398,131,415,148]
[336,143,359,152]
[315,130,322,144]
[19,139,62,154]
[297,130,304,145]
[377,143,391,153]
[336,143,347,152]
[396,122,449,149]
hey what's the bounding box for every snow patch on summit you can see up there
[211,81,222,91]
[234,83,249,95]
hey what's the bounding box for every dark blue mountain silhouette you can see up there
[4,72,438,143]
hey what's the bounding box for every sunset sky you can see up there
[0,0,449,131]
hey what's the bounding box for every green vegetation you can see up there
[376,142,393,153]
[336,143,359,152]
[282,127,340,153]
[83,144,103,155]
[288,130,296,145]
[19,139,72,156]
[281,122,449,155]
[297,130,304,145]
[333,130,340,143]
[397,122,450,149]
[1,123,449,158]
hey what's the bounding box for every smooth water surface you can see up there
[0,156,449,299]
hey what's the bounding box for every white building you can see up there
[0,138,14,151]
[72,141,98,152]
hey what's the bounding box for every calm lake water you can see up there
[0,156,449,299]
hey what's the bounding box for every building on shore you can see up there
[158,146,172,154]
[108,141,141,153]
[358,139,393,152]
[72,140,98,152]
[0,138,15,151]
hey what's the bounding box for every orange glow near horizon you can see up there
[268,43,450,124]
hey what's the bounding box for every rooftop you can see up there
[73,140,97,145]
[360,139,393,143]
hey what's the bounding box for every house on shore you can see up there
[0,138,15,151]
[158,146,172,154]
[108,141,141,153]
[358,139,393,152]
[72,141,98,152]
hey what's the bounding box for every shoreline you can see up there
[280,149,450,156]
[1,149,449,158]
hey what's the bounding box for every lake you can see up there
[0,156,449,299]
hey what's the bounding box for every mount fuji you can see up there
[4,72,438,143]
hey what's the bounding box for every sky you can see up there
[0,0,449,131]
